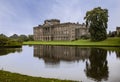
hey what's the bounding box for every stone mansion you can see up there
[33,19,89,41]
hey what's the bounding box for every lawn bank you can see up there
[0,70,75,82]
[23,37,120,47]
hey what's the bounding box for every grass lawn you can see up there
[23,37,120,47]
[0,70,75,82]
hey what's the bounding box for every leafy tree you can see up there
[0,34,8,38]
[9,34,19,39]
[84,7,109,41]
[0,35,8,46]
[19,35,29,41]
[28,35,34,41]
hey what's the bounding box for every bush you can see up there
[81,35,90,39]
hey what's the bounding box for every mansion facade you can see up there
[33,19,89,41]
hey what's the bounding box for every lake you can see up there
[0,45,120,82]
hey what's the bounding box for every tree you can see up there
[0,34,8,38]
[84,7,108,41]
[28,35,34,41]
[0,35,8,46]
[19,35,29,41]
[9,34,19,39]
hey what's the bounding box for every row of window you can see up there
[34,37,74,40]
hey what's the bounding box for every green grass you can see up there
[23,37,120,47]
[0,70,75,82]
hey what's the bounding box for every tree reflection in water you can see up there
[85,48,109,81]
[0,48,22,56]
[116,51,120,58]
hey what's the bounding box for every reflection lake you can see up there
[0,45,120,82]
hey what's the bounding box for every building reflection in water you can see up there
[33,45,110,81]
[34,45,91,65]
[85,48,109,82]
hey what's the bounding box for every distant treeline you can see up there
[0,34,33,47]
[9,34,34,42]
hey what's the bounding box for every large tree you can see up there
[84,7,108,41]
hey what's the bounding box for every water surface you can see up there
[0,45,120,82]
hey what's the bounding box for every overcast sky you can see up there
[0,0,120,36]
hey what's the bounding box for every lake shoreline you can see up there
[0,70,75,82]
[0,44,120,82]
[0,46,22,48]
[23,37,120,47]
